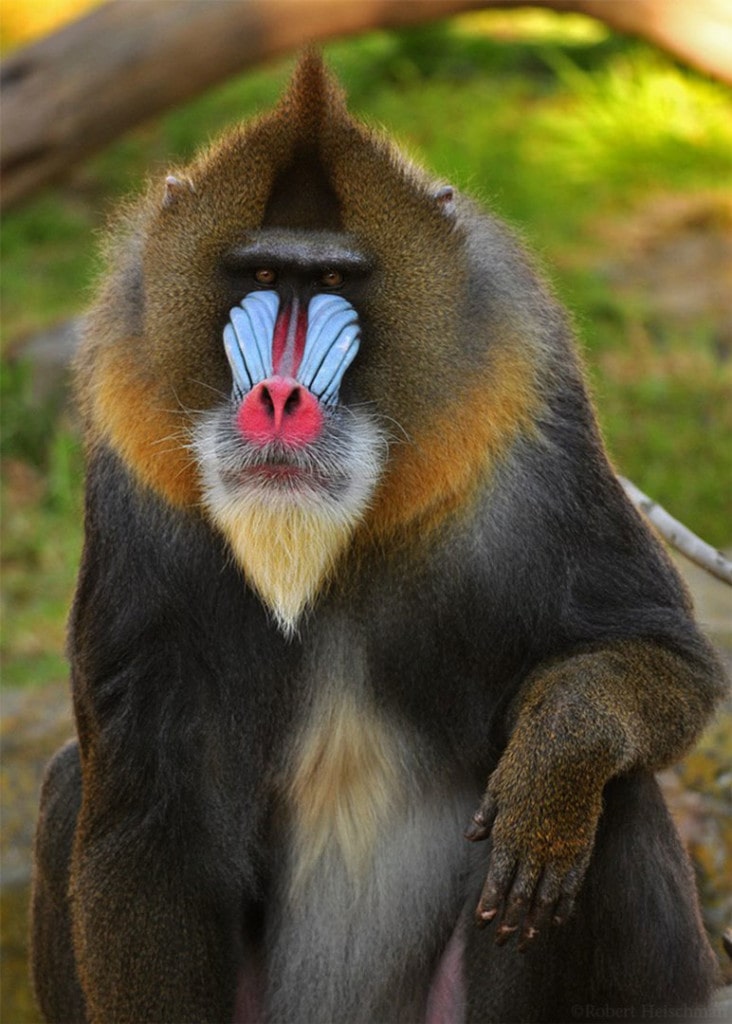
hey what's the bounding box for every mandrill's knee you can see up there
[34,740,81,884]
[32,741,87,1023]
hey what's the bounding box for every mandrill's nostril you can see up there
[260,385,275,416]
[237,376,323,448]
[284,387,302,415]
[257,379,302,421]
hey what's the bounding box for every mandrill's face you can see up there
[192,230,386,634]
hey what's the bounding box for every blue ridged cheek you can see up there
[298,295,361,406]
[223,291,279,400]
[222,291,361,407]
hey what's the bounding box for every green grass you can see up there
[1,425,83,688]
[2,11,731,687]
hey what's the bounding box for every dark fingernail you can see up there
[495,924,518,946]
[518,926,539,952]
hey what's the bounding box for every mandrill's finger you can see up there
[518,866,563,950]
[475,849,516,927]
[552,890,576,927]
[540,866,582,931]
[495,861,541,946]
[553,857,589,925]
[464,792,498,842]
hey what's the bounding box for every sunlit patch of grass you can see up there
[533,49,732,204]
[455,8,609,46]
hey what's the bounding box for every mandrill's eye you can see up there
[254,268,277,286]
[320,269,344,289]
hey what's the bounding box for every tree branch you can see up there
[619,477,732,586]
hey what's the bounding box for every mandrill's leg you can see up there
[31,741,87,1023]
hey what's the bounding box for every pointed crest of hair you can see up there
[278,49,348,133]
[260,51,347,230]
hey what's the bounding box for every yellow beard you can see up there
[215,501,355,635]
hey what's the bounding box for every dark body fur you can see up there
[32,55,725,1024]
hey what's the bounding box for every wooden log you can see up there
[2,0,731,210]
[0,0,484,209]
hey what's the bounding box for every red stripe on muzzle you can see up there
[271,298,308,378]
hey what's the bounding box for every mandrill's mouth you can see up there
[225,458,340,498]
[208,424,356,505]
[193,402,386,520]
[246,463,309,483]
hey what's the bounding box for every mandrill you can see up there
[31,52,726,1024]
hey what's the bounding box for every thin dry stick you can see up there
[619,477,732,586]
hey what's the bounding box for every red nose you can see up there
[236,376,324,448]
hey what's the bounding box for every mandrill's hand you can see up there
[465,703,622,950]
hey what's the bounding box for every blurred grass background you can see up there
[2,7,731,690]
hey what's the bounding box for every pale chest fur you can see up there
[286,686,407,892]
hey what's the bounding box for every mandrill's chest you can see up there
[284,683,409,888]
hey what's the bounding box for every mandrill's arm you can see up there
[66,452,264,1024]
[467,638,725,949]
